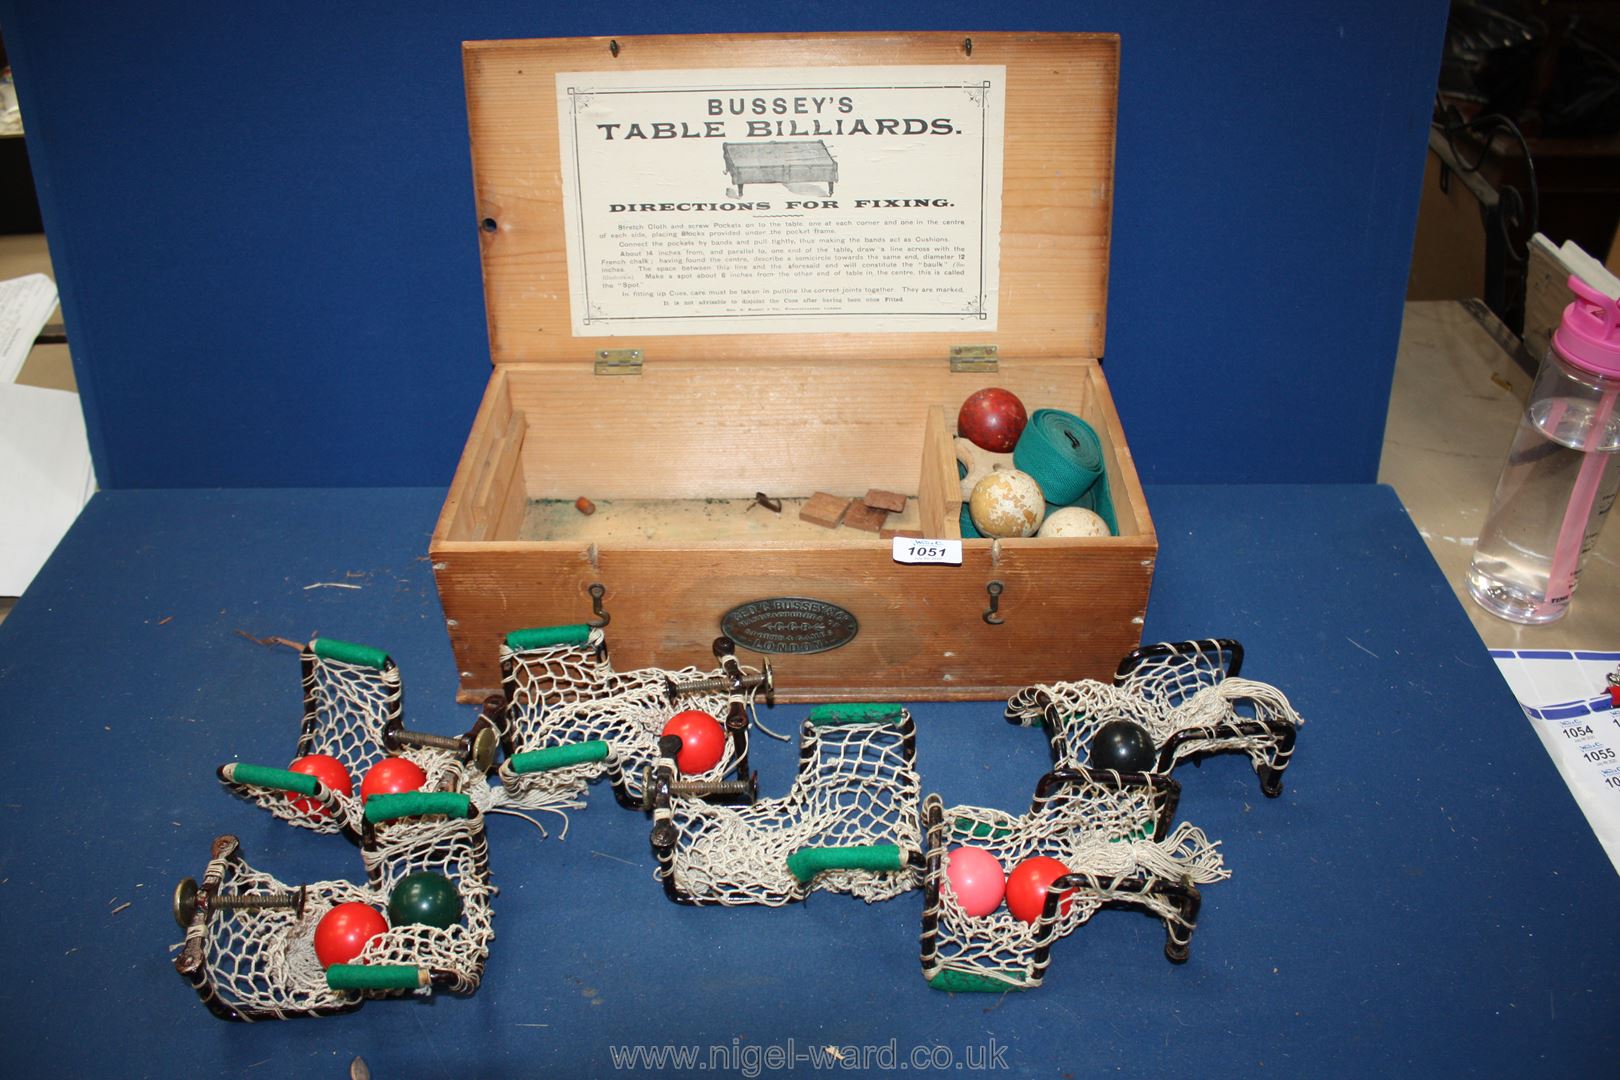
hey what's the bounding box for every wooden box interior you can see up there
[438,358,1148,546]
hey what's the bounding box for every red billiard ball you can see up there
[1005,856,1075,924]
[957,388,1028,453]
[313,902,389,968]
[661,710,727,774]
[287,754,351,818]
[360,756,428,801]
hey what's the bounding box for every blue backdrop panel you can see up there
[1,2,1447,488]
[0,485,1614,1076]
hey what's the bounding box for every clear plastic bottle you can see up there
[1468,276,1620,624]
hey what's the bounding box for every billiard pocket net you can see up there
[174,797,495,1020]
[652,704,923,906]
[355,792,496,995]
[1005,639,1303,798]
[919,768,1228,992]
[494,625,758,816]
[218,637,485,835]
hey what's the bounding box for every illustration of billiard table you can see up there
[722,140,837,196]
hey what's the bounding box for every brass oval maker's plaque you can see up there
[722,597,858,655]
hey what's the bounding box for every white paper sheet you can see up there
[0,382,96,595]
[1492,648,1620,875]
[0,273,59,384]
[555,65,1006,336]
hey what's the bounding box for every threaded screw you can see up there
[173,878,307,928]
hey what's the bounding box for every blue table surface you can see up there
[0,485,1614,1078]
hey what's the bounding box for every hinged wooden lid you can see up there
[464,32,1117,365]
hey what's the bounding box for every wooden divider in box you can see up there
[432,31,1154,702]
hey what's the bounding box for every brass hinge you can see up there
[950,345,998,373]
[594,349,643,375]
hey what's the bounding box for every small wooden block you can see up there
[800,492,853,529]
[843,502,890,532]
[880,528,924,540]
[863,489,908,514]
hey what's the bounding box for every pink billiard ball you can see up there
[944,846,1006,917]
[957,388,1028,453]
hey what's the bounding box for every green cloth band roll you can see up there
[786,844,904,883]
[926,969,1025,993]
[326,964,427,991]
[959,502,982,539]
[311,638,392,670]
[225,763,319,796]
[806,703,902,727]
[364,791,471,823]
[1014,409,1106,506]
[509,740,610,774]
[505,624,592,651]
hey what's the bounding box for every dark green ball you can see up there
[388,872,462,929]
[1087,719,1157,773]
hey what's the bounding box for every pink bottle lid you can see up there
[1554,275,1620,379]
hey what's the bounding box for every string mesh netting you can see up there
[1005,640,1303,790]
[919,771,1228,991]
[297,644,402,776]
[496,628,756,814]
[175,813,494,1020]
[655,707,922,906]
[175,840,367,1021]
[357,810,496,994]
[220,640,487,834]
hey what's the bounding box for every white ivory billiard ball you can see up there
[1037,507,1110,538]
[969,471,1046,538]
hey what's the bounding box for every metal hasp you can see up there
[983,581,1004,625]
[587,583,611,628]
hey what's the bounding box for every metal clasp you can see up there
[983,581,1004,625]
[588,583,611,628]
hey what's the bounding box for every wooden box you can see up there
[433,31,1155,703]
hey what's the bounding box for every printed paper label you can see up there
[556,65,1006,335]
[892,537,964,565]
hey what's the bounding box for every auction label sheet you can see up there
[555,66,1005,336]
[1493,648,1620,876]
